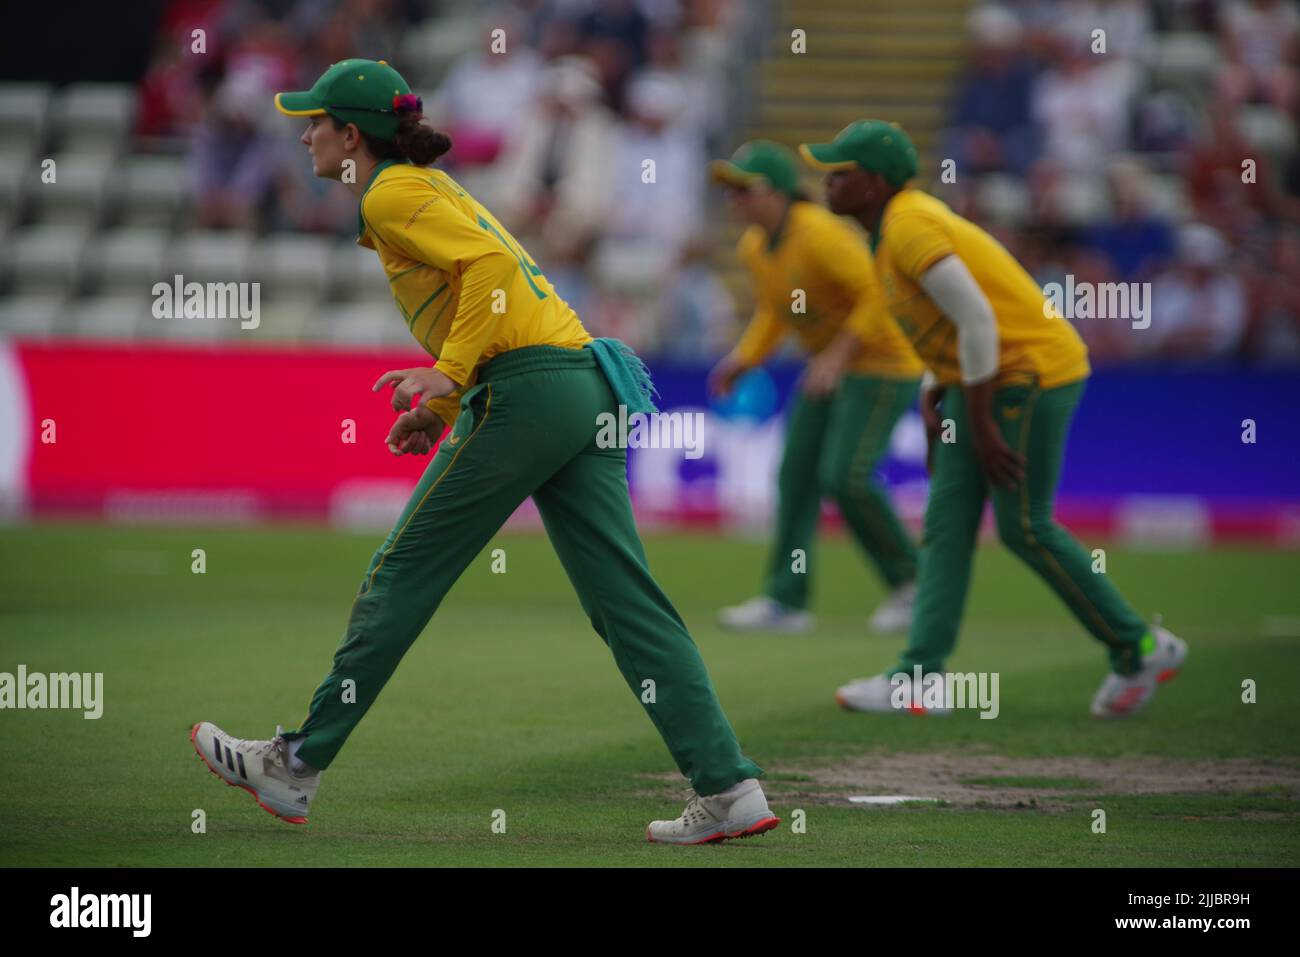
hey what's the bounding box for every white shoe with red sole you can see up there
[1090,624,1188,718]
[191,721,319,824]
[834,672,952,715]
[646,778,780,845]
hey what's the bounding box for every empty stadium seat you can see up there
[119,153,190,227]
[399,15,485,86]
[0,293,65,339]
[65,295,152,340]
[0,149,33,220]
[251,233,333,298]
[82,227,171,292]
[0,83,52,159]
[247,300,316,341]
[48,83,138,153]
[165,230,254,283]
[0,224,92,294]
[1153,34,1222,102]
[1238,106,1297,163]
[25,151,116,227]
[328,242,391,300]
[319,300,408,347]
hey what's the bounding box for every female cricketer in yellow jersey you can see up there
[800,120,1187,717]
[708,141,924,635]
[190,59,779,845]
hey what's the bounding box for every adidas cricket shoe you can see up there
[834,672,952,715]
[646,778,780,845]
[717,596,812,633]
[868,582,917,634]
[1090,624,1188,718]
[191,721,319,824]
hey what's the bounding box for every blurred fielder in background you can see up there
[802,120,1188,718]
[708,140,924,636]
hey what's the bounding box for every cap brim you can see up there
[274,91,327,117]
[798,143,857,171]
[709,160,760,189]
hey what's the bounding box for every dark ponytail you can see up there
[389,113,453,165]
[333,112,453,166]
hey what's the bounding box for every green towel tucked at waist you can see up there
[584,338,659,415]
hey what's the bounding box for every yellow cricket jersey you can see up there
[874,188,1089,389]
[729,201,922,380]
[358,160,591,424]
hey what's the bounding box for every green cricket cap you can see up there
[274,59,417,140]
[799,119,919,187]
[710,140,801,198]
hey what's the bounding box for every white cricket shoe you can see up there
[646,778,780,845]
[191,721,320,824]
[717,596,812,633]
[1090,624,1188,718]
[834,672,952,715]
[868,582,917,634]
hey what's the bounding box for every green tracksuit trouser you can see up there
[765,373,921,610]
[282,345,762,795]
[892,379,1148,677]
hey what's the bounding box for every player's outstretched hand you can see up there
[386,406,445,457]
[373,366,457,412]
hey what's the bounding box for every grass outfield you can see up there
[1,522,1298,867]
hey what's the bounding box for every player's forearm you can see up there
[730,313,783,368]
[823,327,864,365]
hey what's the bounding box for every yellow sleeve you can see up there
[423,394,459,429]
[363,180,515,387]
[887,209,955,284]
[727,232,786,364]
[802,216,886,345]
[730,300,786,366]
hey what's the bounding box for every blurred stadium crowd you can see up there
[935,0,1300,364]
[1,0,1297,365]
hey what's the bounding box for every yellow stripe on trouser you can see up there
[294,386,495,732]
[896,380,1145,678]
[359,385,493,599]
[1014,387,1123,649]
[844,380,907,566]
